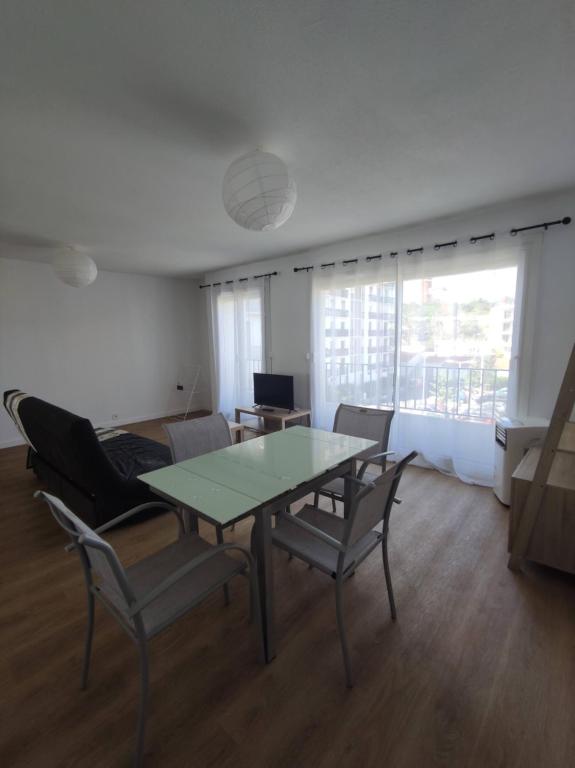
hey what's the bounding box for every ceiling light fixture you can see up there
[222,149,296,231]
[52,248,98,287]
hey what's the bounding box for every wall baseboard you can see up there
[0,405,209,450]
[96,407,189,430]
[0,437,29,449]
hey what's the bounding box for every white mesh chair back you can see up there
[37,491,135,613]
[333,404,394,464]
[344,451,416,546]
[164,413,232,463]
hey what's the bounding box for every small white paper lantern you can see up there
[222,149,296,231]
[52,249,98,287]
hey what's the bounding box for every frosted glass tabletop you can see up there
[177,452,294,502]
[139,427,377,526]
[214,428,376,485]
[137,465,260,524]
[283,425,377,448]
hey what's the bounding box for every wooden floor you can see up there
[1,416,575,768]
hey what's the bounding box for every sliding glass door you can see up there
[399,257,518,420]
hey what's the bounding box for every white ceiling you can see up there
[1,0,574,276]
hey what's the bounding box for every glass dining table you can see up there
[139,425,377,663]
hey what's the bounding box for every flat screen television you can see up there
[253,373,294,411]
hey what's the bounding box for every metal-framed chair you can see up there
[272,450,416,687]
[35,490,262,768]
[314,403,395,513]
[163,412,232,464]
[164,413,235,598]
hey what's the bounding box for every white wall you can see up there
[0,258,211,447]
[204,187,575,420]
[3,187,570,450]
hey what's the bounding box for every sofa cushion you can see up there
[101,433,171,481]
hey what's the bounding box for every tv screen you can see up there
[253,373,294,411]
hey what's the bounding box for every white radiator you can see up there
[493,417,549,505]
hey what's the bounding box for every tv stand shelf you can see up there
[234,405,311,434]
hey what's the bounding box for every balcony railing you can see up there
[324,362,509,421]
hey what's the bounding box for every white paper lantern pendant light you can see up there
[223,149,296,231]
[52,248,98,287]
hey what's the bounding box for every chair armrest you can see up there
[64,501,184,552]
[95,502,184,536]
[277,510,346,552]
[357,451,394,479]
[128,543,254,616]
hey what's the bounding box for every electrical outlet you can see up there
[176,384,184,391]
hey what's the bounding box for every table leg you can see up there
[252,506,275,663]
[183,508,199,534]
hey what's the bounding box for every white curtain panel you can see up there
[310,236,540,486]
[208,279,268,419]
[392,237,535,485]
[311,257,398,430]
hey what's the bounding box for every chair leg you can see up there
[80,592,95,690]
[335,581,353,688]
[249,567,265,664]
[216,526,230,605]
[313,491,320,508]
[135,641,149,768]
[331,496,337,514]
[382,538,397,620]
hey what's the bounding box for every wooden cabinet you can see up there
[509,430,575,574]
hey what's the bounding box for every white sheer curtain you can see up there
[391,237,533,485]
[310,236,537,486]
[208,278,268,418]
[311,257,398,429]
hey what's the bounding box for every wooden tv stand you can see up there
[234,405,312,434]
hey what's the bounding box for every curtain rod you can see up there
[292,215,571,273]
[199,271,278,289]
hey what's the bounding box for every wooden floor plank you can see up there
[1,415,574,767]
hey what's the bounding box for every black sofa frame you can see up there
[3,390,172,528]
